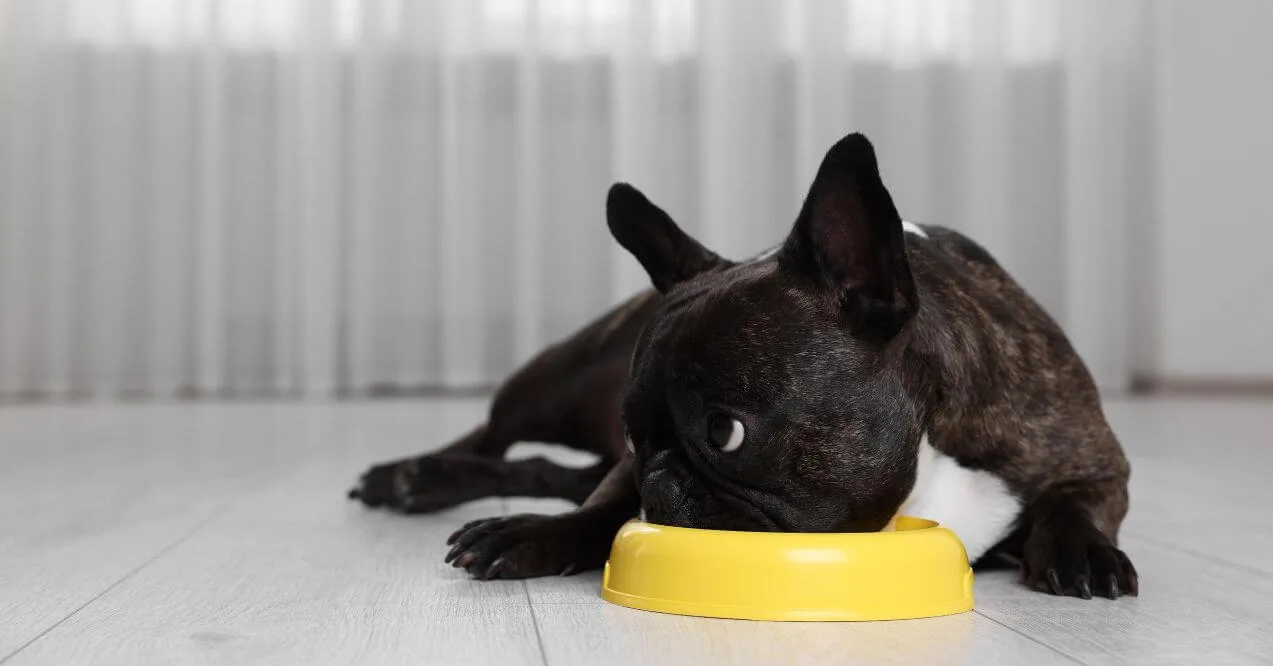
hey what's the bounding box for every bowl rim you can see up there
[616,515,943,539]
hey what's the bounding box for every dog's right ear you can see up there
[606,183,726,293]
[779,133,917,339]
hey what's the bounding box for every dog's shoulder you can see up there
[900,222,1001,270]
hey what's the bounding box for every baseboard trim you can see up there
[1131,376,1273,396]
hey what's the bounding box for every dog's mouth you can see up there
[638,447,787,532]
[641,486,784,532]
[709,487,785,531]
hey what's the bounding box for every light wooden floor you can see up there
[2,398,1271,665]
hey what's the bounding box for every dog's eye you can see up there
[706,413,745,453]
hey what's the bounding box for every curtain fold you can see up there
[0,0,1150,399]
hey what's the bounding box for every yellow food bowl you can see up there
[601,517,973,622]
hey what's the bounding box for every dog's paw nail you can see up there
[453,552,476,569]
[1046,569,1063,596]
[483,557,509,580]
[1075,575,1092,600]
[559,563,577,576]
[445,543,466,563]
[1106,574,1120,600]
[393,474,413,498]
[347,487,361,500]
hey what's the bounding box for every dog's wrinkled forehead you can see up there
[631,262,825,404]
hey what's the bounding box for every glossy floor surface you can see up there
[2,398,1270,665]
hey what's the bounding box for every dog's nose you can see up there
[639,469,686,522]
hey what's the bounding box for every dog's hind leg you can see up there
[351,453,613,514]
[349,291,659,513]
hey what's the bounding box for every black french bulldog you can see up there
[350,133,1137,600]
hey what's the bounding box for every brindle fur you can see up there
[350,133,1136,600]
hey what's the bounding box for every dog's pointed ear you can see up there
[606,183,727,293]
[779,133,918,338]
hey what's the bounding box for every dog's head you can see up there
[610,133,924,532]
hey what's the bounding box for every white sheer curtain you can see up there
[0,0,1150,400]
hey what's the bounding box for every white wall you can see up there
[1145,0,1273,380]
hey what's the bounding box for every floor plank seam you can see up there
[524,583,552,666]
[972,609,1089,665]
[501,498,551,666]
[0,507,226,664]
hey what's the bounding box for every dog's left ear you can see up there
[606,183,727,293]
[780,133,918,339]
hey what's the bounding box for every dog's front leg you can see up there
[444,457,639,579]
[1021,479,1139,599]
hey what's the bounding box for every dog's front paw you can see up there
[444,513,610,580]
[1022,518,1139,599]
[348,454,497,514]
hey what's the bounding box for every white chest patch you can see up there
[892,434,1021,562]
[902,221,929,239]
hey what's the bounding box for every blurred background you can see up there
[0,0,1268,402]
